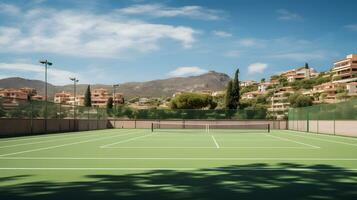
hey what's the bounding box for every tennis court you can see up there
[1,126,357,199]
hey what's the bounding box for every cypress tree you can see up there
[107,97,113,109]
[231,68,240,109]
[225,80,235,109]
[84,85,92,107]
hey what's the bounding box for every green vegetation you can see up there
[225,68,241,109]
[232,68,240,108]
[0,99,5,117]
[225,80,235,109]
[240,85,258,94]
[170,92,217,109]
[106,97,113,109]
[84,85,92,107]
[288,93,313,108]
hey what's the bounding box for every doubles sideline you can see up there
[0,130,146,157]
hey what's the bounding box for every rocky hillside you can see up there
[0,71,230,98]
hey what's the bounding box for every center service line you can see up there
[211,135,220,148]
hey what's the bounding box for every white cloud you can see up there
[168,66,208,77]
[238,38,265,48]
[276,9,302,21]
[212,30,232,37]
[0,63,81,85]
[0,3,20,15]
[224,50,241,58]
[270,51,327,61]
[117,4,223,20]
[0,6,197,58]
[344,24,357,31]
[247,63,268,74]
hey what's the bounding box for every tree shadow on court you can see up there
[1,163,357,200]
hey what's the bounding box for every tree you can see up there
[170,92,216,109]
[225,81,235,109]
[0,99,6,117]
[261,78,266,83]
[305,62,309,69]
[231,68,240,108]
[107,97,113,109]
[278,76,288,86]
[289,93,313,107]
[84,85,92,107]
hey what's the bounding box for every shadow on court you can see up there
[1,163,357,200]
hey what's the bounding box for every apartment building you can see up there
[0,88,32,109]
[54,91,72,104]
[242,91,263,100]
[91,88,124,107]
[91,88,109,107]
[331,54,357,80]
[113,93,125,105]
[240,80,257,87]
[310,81,357,103]
[280,65,319,82]
[268,87,294,119]
[346,82,357,95]
[258,82,276,93]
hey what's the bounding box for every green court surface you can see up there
[1,129,357,199]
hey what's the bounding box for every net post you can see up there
[268,124,270,133]
[151,122,153,132]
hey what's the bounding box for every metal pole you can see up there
[113,86,116,128]
[70,77,79,131]
[40,59,52,134]
[44,62,47,134]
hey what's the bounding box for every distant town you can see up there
[1,54,356,119]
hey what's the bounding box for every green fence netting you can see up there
[0,97,269,120]
[288,98,357,134]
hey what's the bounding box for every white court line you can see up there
[0,130,113,143]
[0,131,141,157]
[102,146,315,149]
[211,136,220,148]
[0,132,109,149]
[100,133,156,148]
[0,167,356,171]
[286,130,357,141]
[1,157,357,161]
[284,131,357,147]
[265,133,320,149]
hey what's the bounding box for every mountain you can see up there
[0,71,230,98]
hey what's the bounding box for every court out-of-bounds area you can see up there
[1,128,357,199]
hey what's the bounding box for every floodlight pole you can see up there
[70,77,79,131]
[39,59,52,134]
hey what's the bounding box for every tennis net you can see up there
[151,122,270,133]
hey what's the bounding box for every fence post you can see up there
[306,110,309,133]
[59,103,62,132]
[87,107,90,131]
[317,106,319,134]
[30,102,33,135]
[96,107,99,130]
[333,108,336,135]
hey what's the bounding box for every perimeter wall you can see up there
[0,119,108,137]
[0,119,287,137]
[288,120,357,137]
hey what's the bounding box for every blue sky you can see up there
[0,0,356,85]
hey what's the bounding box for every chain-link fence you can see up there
[107,106,268,120]
[288,98,357,136]
[0,97,270,120]
[0,97,108,120]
